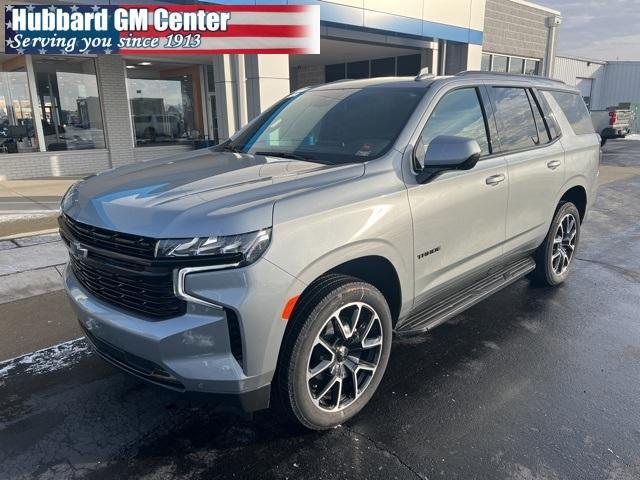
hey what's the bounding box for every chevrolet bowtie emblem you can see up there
[70,240,89,259]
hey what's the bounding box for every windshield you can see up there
[220,87,426,164]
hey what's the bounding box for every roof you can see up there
[313,77,433,90]
[505,0,561,16]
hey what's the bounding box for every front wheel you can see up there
[532,201,581,286]
[276,275,393,430]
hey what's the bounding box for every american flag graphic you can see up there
[4,4,320,55]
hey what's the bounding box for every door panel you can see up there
[408,156,509,306]
[503,141,566,255]
[406,85,508,307]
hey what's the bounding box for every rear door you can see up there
[487,84,566,256]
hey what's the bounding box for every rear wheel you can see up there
[276,275,392,430]
[532,201,581,286]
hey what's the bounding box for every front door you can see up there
[406,86,508,307]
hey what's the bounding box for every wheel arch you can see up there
[558,183,588,222]
[290,251,407,328]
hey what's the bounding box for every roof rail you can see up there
[456,70,566,85]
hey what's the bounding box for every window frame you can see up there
[31,55,108,153]
[411,85,494,173]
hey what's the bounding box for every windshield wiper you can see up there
[254,151,315,162]
[220,144,244,153]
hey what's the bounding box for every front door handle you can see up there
[485,174,505,186]
[547,160,562,170]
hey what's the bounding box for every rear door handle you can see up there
[547,160,562,170]
[485,174,506,186]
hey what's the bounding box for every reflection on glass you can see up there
[33,57,105,151]
[415,88,490,170]
[481,54,492,72]
[492,55,508,73]
[0,56,38,154]
[524,59,540,75]
[126,61,204,147]
[225,87,425,165]
[509,57,524,74]
[492,87,539,150]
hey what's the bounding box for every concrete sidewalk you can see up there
[0,232,76,360]
[0,177,78,238]
[0,232,68,305]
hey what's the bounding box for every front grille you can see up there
[70,255,185,319]
[59,214,156,259]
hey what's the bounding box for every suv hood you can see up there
[63,149,364,238]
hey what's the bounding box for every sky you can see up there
[538,0,640,61]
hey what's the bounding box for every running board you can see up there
[396,257,536,336]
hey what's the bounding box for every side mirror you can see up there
[417,135,482,184]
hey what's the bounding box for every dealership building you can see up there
[0,0,561,180]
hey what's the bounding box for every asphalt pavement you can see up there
[1,140,639,479]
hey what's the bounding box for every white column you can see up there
[244,54,290,121]
[24,56,46,152]
[466,44,483,71]
[212,54,239,141]
[421,42,439,75]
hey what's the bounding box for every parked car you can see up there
[59,71,599,430]
[133,114,182,142]
[591,107,635,143]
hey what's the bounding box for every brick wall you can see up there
[483,0,551,60]
[290,65,325,90]
[134,145,193,163]
[0,150,110,180]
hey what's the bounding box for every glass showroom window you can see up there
[126,60,205,147]
[0,56,38,154]
[32,57,106,151]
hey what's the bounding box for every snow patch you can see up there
[0,338,89,380]
[0,213,54,223]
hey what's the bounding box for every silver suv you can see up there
[60,72,599,429]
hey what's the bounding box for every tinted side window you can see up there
[491,87,540,151]
[546,91,594,135]
[415,88,490,170]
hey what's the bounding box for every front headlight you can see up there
[155,228,271,266]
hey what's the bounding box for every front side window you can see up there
[0,56,38,154]
[223,87,426,165]
[126,61,205,147]
[414,88,490,171]
[491,87,540,151]
[544,91,594,136]
[33,57,105,151]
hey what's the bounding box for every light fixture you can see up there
[126,65,136,69]
[138,62,152,66]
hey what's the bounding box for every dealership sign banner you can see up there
[4,4,320,55]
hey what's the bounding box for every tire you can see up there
[532,201,581,287]
[275,274,393,430]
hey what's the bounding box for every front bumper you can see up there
[64,258,304,411]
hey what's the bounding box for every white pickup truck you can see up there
[591,107,635,143]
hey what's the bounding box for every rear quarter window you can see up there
[544,91,594,136]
